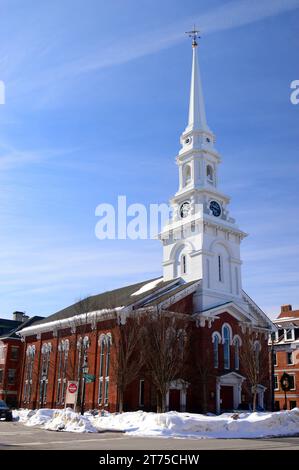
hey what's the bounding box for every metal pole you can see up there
[81,377,85,415]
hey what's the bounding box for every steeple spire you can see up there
[185,28,209,133]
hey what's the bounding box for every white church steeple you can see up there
[159,30,247,312]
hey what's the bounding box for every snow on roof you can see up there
[131,277,164,296]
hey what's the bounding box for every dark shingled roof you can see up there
[0,316,45,340]
[34,277,179,326]
[0,319,22,337]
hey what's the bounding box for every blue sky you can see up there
[0,0,298,319]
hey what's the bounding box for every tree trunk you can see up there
[252,391,257,412]
[200,381,208,413]
[156,391,162,413]
[118,389,124,414]
[161,392,166,414]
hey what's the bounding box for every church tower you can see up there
[159,30,247,311]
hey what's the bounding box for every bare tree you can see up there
[113,315,145,413]
[239,332,269,411]
[194,348,215,413]
[141,308,189,413]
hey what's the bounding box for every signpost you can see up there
[65,381,79,408]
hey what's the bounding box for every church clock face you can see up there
[180,201,191,218]
[209,200,221,217]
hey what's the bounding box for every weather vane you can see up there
[185,25,200,47]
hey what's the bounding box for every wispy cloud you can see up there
[3,0,299,104]
[0,142,77,171]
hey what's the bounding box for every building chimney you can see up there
[12,311,29,322]
[281,304,292,314]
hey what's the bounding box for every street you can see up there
[0,422,298,450]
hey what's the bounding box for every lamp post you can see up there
[280,372,291,411]
[81,363,88,415]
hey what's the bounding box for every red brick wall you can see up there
[274,348,299,410]
[0,338,24,406]
[19,310,271,413]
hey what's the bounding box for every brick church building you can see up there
[18,32,275,414]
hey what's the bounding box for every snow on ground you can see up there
[13,408,299,439]
[131,278,163,296]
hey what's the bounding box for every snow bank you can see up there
[13,408,96,433]
[91,409,299,439]
[13,408,299,439]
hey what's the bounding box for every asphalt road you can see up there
[0,421,298,450]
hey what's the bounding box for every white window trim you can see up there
[287,351,294,365]
[274,375,279,391]
[289,374,296,391]
[284,328,295,342]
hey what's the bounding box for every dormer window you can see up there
[206,164,214,184]
[284,328,294,341]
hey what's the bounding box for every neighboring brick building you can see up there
[272,305,299,410]
[0,312,43,406]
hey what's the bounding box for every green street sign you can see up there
[83,373,96,383]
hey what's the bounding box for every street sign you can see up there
[83,373,96,383]
[65,380,79,404]
[68,382,78,394]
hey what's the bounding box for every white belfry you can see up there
[159,33,248,311]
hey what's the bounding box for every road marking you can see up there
[11,437,124,446]
[0,431,34,435]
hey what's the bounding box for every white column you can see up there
[166,391,170,412]
[180,389,187,412]
[233,384,241,409]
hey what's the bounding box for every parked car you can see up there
[0,400,13,421]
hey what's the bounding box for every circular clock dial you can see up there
[209,200,221,217]
[180,202,191,218]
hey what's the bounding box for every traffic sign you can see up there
[65,380,79,405]
[68,382,78,394]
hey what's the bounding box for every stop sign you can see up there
[68,382,78,394]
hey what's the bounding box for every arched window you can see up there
[184,164,191,186]
[212,332,221,368]
[234,337,240,370]
[39,343,52,405]
[98,335,106,405]
[181,254,187,274]
[98,333,112,406]
[223,326,231,369]
[56,339,69,405]
[104,335,111,405]
[218,255,223,282]
[23,345,36,404]
[207,165,214,183]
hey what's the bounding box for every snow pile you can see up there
[13,408,96,433]
[12,408,299,438]
[91,409,299,438]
